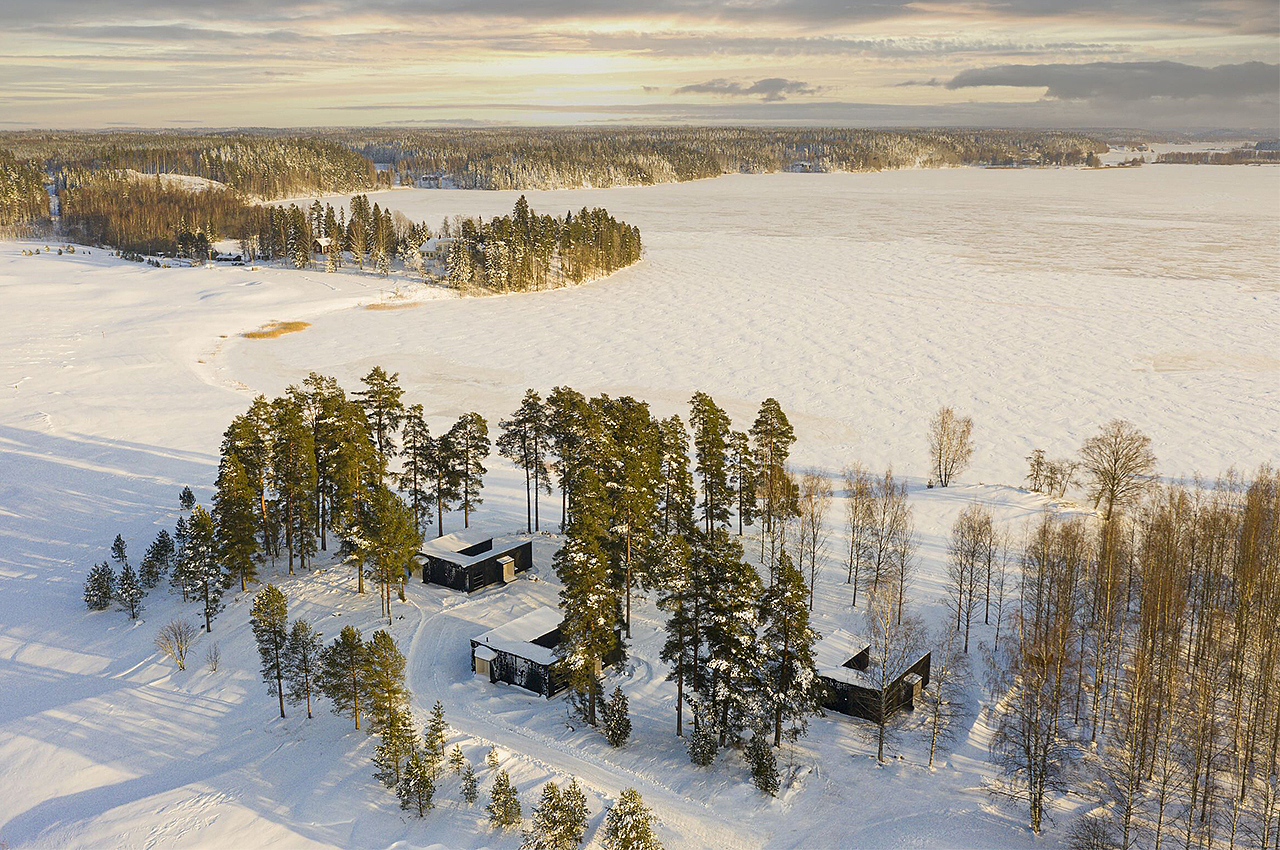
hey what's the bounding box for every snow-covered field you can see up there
[1,164,1277,849]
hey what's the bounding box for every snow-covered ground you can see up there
[1,165,1277,849]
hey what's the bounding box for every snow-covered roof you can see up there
[419,236,457,254]
[314,236,332,247]
[471,606,561,666]
[420,530,523,567]
[814,629,873,687]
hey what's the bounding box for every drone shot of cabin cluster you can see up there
[0,0,1277,848]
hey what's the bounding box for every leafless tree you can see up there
[867,468,911,604]
[205,641,221,673]
[864,587,925,764]
[948,504,995,653]
[928,406,974,488]
[924,623,970,768]
[1079,420,1157,521]
[797,471,832,611]
[155,618,199,671]
[842,463,874,608]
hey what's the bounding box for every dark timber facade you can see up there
[816,629,933,724]
[469,606,624,699]
[418,532,533,592]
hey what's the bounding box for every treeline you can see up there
[254,194,427,274]
[0,149,48,233]
[1157,149,1280,165]
[442,197,642,291]
[3,131,379,199]
[330,127,1108,189]
[60,172,261,257]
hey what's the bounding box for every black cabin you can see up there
[469,606,624,698]
[816,629,932,723]
[418,532,533,592]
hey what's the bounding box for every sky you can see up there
[1,0,1277,130]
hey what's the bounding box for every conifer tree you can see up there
[364,629,409,733]
[695,530,761,746]
[399,404,436,537]
[214,452,260,591]
[689,392,733,534]
[602,788,662,850]
[425,428,460,538]
[84,561,116,611]
[498,389,553,533]
[116,561,144,620]
[745,731,780,797]
[355,366,405,470]
[374,706,418,788]
[489,770,522,829]
[222,396,276,563]
[283,618,321,719]
[688,721,717,766]
[523,781,585,850]
[727,431,758,536]
[602,686,632,748]
[750,398,798,571]
[449,744,465,774]
[171,515,193,602]
[367,487,419,621]
[271,395,318,574]
[485,746,500,769]
[555,529,618,726]
[561,779,588,847]
[657,416,696,538]
[546,386,591,529]
[423,700,448,778]
[317,625,370,730]
[657,535,696,737]
[462,762,479,804]
[139,529,174,588]
[397,749,435,817]
[179,486,196,512]
[188,506,224,632]
[447,412,489,528]
[250,584,290,718]
[110,533,129,572]
[757,549,820,747]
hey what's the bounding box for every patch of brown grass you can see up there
[242,320,310,339]
[364,301,420,311]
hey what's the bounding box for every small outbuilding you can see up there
[816,629,932,723]
[469,605,624,698]
[419,532,533,592]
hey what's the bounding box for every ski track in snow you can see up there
[0,163,1277,849]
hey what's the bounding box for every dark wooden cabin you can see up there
[469,606,623,698]
[418,532,533,592]
[816,629,932,723]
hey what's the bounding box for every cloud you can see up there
[675,77,820,101]
[893,78,943,87]
[946,60,1280,100]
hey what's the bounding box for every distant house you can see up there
[312,236,333,254]
[816,629,931,723]
[418,531,533,592]
[469,605,623,698]
[416,173,445,189]
[418,236,457,262]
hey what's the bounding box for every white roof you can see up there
[472,606,561,666]
[419,236,457,253]
[473,645,497,662]
[814,628,873,687]
[420,530,523,567]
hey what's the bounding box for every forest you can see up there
[0,149,49,234]
[441,197,643,291]
[330,126,1110,189]
[79,362,1280,844]
[1156,149,1280,164]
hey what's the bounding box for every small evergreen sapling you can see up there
[373,707,418,788]
[423,700,448,778]
[688,722,717,766]
[449,744,466,774]
[139,529,174,588]
[84,561,116,611]
[116,561,144,620]
[110,534,129,571]
[397,749,435,817]
[602,788,662,850]
[562,779,588,848]
[486,746,500,769]
[488,769,522,829]
[602,686,632,748]
[179,486,196,511]
[746,731,780,797]
[462,762,479,804]
[283,619,321,719]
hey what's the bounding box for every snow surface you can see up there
[1,165,1278,849]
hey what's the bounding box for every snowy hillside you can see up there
[1,164,1277,849]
